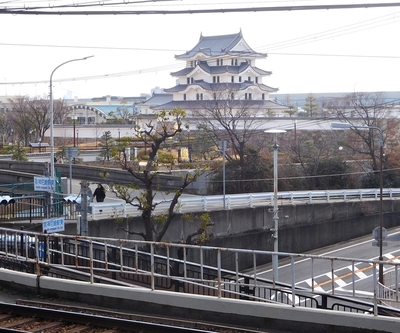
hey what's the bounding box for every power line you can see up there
[3,2,400,15]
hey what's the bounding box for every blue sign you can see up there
[43,217,65,233]
[34,176,56,193]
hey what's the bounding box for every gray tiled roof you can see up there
[152,99,288,111]
[141,93,173,106]
[164,81,278,93]
[176,31,266,59]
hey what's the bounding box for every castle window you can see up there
[184,94,186,101]
[191,77,194,83]
[187,78,190,84]
[213,93,217,100]
[262,93,265,100]
[255,77,258,83]
[248,76,251,82]
[231,93,234,100]
[239,76,242,82]
[231,76,234,83]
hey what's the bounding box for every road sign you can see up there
[66,147,79,158]
[34,176,56,192]
[372,227,387,241]
[43,217,65,233]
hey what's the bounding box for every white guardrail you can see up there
[85,188,400,220]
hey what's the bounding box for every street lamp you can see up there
[49,56,93,183]
[265,128,286,283]
[331,122,384,284]
[72,115,77,147]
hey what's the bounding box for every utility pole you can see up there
[80,180,91,236]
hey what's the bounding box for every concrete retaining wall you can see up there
[0,161,208,195]
[0,269,398,333]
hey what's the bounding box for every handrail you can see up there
[1,227,400,317]
[89,188,400,218]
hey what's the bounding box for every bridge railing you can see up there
[0,227,399,317]
[89,188,400,219]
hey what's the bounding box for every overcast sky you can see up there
[1,1,400,99]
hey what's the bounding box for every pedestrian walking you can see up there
[93,184,106,202]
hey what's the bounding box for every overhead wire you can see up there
[2,2,400,89]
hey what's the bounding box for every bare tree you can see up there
[109,108,210,242]
[8,96,68,145]
[195,89,269,192]
[328,91,400,186]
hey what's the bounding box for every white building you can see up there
[142,31,289,117]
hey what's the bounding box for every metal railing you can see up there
[0,227,400,317]
[91,188,400,219]
[1,188,399,222]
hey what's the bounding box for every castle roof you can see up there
[175,31,267,60]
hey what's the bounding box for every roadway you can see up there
[258,226,400,299]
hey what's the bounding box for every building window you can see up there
[239,76,242,82]
[262,94,265,100]
[184,94,186,101]
[213,93,217,100]
[231,76,234,83]
[213,76,220,83]
[231,93,234,100]
[245,93,252,100]
[191,77,194,83]
[196,93,203,100]
[248,76,251,82]
[255,77,258,83]
[187,78,190,84]
[249,93,252,100]
[196,93,199,100]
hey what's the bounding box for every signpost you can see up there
[66,147,79,194]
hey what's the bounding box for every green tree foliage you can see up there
[210,147,271,194]
[97,131,114,163]
[285,133,351,190]
[3,142,28,161]
[303,93,319,117]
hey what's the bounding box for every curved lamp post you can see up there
[331,122,384,284]
[49,56,93,182]
[265,128,287,283]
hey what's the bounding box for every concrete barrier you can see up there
[0,268,398,333]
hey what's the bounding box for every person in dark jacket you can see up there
[93,184,106,202]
